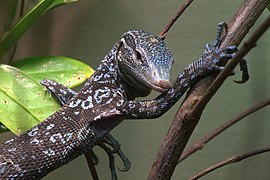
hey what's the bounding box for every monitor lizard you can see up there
[0,22,248,179]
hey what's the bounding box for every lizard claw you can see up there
[213,22,228,48]
[97,134,131,179]
[233,58,249,83]
[98,138,131,180]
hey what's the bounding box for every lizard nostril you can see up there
[153,71,157,77]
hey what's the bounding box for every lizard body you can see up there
[0,24,247,179]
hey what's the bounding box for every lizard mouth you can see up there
[148,79,171,93]
[121,66,171,94]
[143,64,172,93]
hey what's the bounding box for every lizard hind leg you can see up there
[40,79,76,105]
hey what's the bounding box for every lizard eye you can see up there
[134,50,142,61]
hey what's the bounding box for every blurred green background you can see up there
[2,0,270,179]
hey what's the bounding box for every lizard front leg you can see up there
[41,79,130,179]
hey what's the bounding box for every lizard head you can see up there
[117,30,174,95]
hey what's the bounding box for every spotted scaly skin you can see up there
[40,79,131,179]
[0,24,245,179]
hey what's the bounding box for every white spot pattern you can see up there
[50,133,62,143]
[94,88,111,104]
[81,96,93,109]
[68,99,82,108]
[30,138,40,144]
[46,124,55,130]
[42,148,55,156]
[27,127,39,137]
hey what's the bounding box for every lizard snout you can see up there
[157,80,171,92]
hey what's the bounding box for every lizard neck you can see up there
[117,71,152,100]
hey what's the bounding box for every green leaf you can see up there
[0,0,77,58]
[0,64,61,135]
[13,56,94,88]
[267,3,270,11]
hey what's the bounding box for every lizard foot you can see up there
[196,22,249,83]
[97,135,131,180]
[88,134,131,180]
[215,22,249,83]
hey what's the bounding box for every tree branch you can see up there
[159,0,194,39]
[179,98,270,162]
[85,150,99,180]
[189,147,270,180]
[148,0,269,179]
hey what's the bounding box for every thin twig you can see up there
[84,151,99,180]
[179,98,270,162]
[189,147,270,180]
[159,0,194,39]
[148,1,269,180]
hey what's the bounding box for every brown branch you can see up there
[189,147,270,180]
[159,0,194,39]
[179,98,270,162]
[84,151,99,180]
[148,1,269,180]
